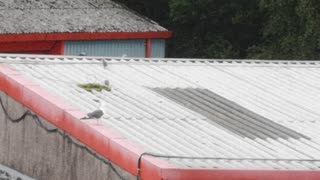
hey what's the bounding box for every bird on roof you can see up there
[121,54,127,61]
[79,52,87,56]
[102,59,108,69]
[80,99,105,125]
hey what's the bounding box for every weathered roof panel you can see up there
[0,0,167,34]
[3,55,320,170]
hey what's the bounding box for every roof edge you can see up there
[1,53,320,67]
[0,32,173,42]
[161,169,320,180]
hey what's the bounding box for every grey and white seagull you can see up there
[80,99,105,124]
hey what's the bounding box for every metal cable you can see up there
[137,152,320,180]
[0,96,127,180]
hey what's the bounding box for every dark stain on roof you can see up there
[0,0,167,34]
[152,87,309,140]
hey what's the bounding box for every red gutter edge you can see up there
[0,31,173,42]
[145,39,151,58]
[2,62,320,180]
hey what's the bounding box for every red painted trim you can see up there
[2,60,320,180]
[0,32,172,42]
[60,41,65,54]
[49,41,64,55]
[146,39,151,58]
[0,41,55,53]
[0,41,64,55]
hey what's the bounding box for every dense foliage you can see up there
[117,0,320,60]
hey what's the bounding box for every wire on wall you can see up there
[0,96,127,180]
[136,151,320,179]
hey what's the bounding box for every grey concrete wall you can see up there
[0,91,135,180]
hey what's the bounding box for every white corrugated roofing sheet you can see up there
[3,55,320,170]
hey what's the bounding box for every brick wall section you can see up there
[0,91,135,180]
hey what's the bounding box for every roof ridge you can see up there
[1,54,320,66]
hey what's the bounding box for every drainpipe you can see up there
[146,39,151,58]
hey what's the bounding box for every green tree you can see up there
[116,0,170,25]
[117,0,261,59]
[249,0,320,60]
[117,0,320,60]
[168,0,262,58]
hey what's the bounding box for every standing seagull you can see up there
[102,59,108,69]
[80,99,105,125]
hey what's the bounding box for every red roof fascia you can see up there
[2,59,320,180]
[0,32,173,42]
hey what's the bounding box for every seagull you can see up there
[104,80,109,86]
[79,52,87,56]
[102,59,108,69]
[121,54,127,61]
[80,99,105,125]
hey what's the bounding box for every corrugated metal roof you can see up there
[152,87,308,140]
[0,164,34,180]
[0,0,166,34]
[3,55,320,170]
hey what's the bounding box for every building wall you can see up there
[0,39,166,57]
[65,39,166,58]
[0,41,64,55]
[151,39,166,58]
[0,91,135,180]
